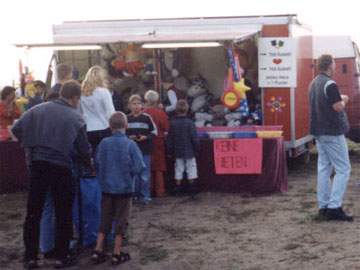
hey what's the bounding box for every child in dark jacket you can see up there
[167,99,199,195]
[126,94,157,204]
[91,112,145,266]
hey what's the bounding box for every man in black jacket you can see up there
[12,80,92,269]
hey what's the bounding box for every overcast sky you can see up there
[1,0,359,85]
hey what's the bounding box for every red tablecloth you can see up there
[167,137,288,195]
[0,141,29,193]
[1,138,288,195]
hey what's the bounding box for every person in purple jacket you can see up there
[91,112,144,266]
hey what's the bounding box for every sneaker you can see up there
[90,250,107,265]
[122,235,129,246]
[326,207,354,222]
[54,255,77,269]
[140,198,152,205]
[43,249,57,259]
[188,183,199,197]
[173,186,183,196]
[24,259,39,269]
[318,208,328,219]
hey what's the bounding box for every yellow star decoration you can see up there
[233,79,251,99]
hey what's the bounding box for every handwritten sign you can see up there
[258,37,297,88]
[214,139,263,174]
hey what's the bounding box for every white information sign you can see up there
[258,37,297,88]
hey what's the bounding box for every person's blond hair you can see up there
[144,90,159,106]
[128,94,143,104]
[81,66,108,96]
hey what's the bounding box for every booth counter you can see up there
[0,136,287,195]
[166,136,288,195]
[0,141,28,193]
[197,137,287,194]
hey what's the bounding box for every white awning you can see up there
[51,16,293,45]
[16,15,298,48]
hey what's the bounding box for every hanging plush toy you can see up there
[222,67,250,111]
[222,45,251,126]
[111,44,145,76]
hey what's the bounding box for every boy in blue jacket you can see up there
[91,112,145,266]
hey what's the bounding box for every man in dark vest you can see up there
[12,80,92,269]
[309,54,352,222]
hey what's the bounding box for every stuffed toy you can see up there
[144,59,157,76]
[194,112,213,127]
[187,75,211,113]
[187,75,208,98]
[108,43,145,76]
[111,58,144,76]
[211,104,227,126]
[247,104,262,125]
[187,84,207,98]
[191,94,208,113]
[225,112,243,127]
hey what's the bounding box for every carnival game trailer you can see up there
[17,14,314,159]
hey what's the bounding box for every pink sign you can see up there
[214,139,263,174]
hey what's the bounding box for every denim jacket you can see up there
[96,132,145,194]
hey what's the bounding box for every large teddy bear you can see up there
[187,76,211,113]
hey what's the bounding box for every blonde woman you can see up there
[80,66,115,152]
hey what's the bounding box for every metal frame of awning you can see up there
[15,32,260,50]
[14,43,102,49]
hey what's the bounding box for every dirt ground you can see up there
[2,142,360,270]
